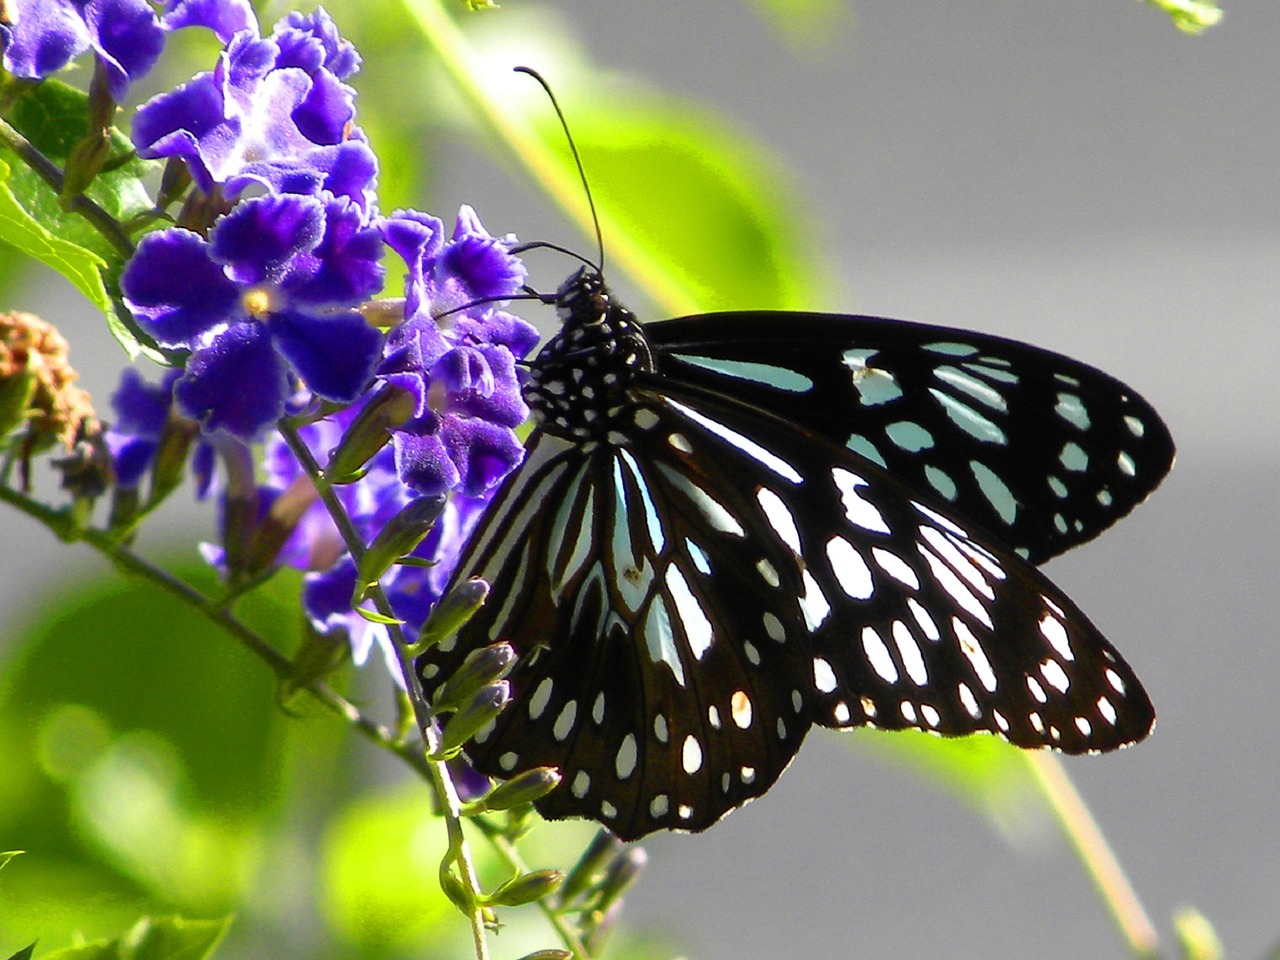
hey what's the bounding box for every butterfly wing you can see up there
[649,312,1175,564]
[417,379,1154,840]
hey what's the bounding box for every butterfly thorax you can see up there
[525,267,656,442]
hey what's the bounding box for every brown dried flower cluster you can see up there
[0,310,97,452]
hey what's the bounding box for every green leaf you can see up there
[1142,0,1223,34]
[743,0,853,50]
[0,157,112,319]
[852,730,1047,839]
[537,92,824,313]
[119,915,232,960]
[32,915,231,960]
[0,79,162,359]
[5,943,36,960]
[0,851,24,872]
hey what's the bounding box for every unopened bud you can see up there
[324,385,416,483]
[592,847,647,917]
[352,495,446,604]
[557,829,624,906]
[409,578,489,655]
[439,869,471,913]
[433,682,510,759]
[476,767,561,813]
[433,642,517,712]
[486,869,564,907]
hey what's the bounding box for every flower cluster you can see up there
[60,4,543,680]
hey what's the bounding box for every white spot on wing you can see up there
[669,399,802,483]
[731,690,753,728]
[862,626,899,683]
[528,677,553,720]
[954,618,998,692]
[682,734,703,774]
[757,487,802,554]
[616,734,638,779]
[553,700,578,741]
[813,657,838,693]
[833,468,891,534]
[665,565,713,659]
[827,535,874,600]
[892,620,929,685]
[799,569,831,631]
[872,546,920,590]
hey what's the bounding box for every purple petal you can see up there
[291,68,354,145]
[176,322,288,439]
[270,308,383,403]
[122,229,240,346]
[273,9,360,79]
[161,0,257,42]
[83,0,165,100]
[440,416,526,496]
[452,310,541,359]
[2,0,90,82]
[282,196,384,304]
[392,426,459,496]
[210,193,326,286]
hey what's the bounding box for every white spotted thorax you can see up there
[415,267,1173,842]
[525,267,656,442]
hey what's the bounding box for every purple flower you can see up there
[1,0,164,100]
[131,9,375,209]
[377,208,537,496]
[103,368,180,488]
[261,403,493,683]
[121,193,385,441]
[161,0,256,42]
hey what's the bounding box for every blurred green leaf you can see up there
[35,915,231,960]
[1173,907,1224,960]
[0,560,301,941]
[1,79,160,359]
[320,787,467,955]
[535,91,823,313]
[852,729,1047,840]
[744,0,853,49]
[5,944,37,960]
[1142,0,1223,34]
[0,851,24,871]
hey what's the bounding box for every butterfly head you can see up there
[554,266,610,325]
[524,267,656,441]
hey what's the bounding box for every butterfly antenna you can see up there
[514,66,605,274]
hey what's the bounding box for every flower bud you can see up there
[557,829,624,906]
[592,847,647,917]
[409,578,489,655]
[324,384,416,483]
[512,951,572,960]
[433,682,510,759]
[486,869,564,907]
[352,495,446,604]
[433,642,517,712]
[475,767,561,813]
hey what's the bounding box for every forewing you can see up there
[649,312,1174,565]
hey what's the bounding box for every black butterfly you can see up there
[416,267,1173,842]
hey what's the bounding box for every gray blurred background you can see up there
[5,1,1278,957]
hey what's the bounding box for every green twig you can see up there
[277,421,493,960]
[0,116,136,259]
[1024,751,1160,959]
[396,0,699,316]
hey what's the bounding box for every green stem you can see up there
[397,0,699,316]
[1024,751,1159,959]
[473,816,591,960]
[276,422,492,960]
[0,117,136,259]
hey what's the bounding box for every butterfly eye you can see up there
[417,270,1172,841]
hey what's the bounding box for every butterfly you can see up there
[415,265,1174,842]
